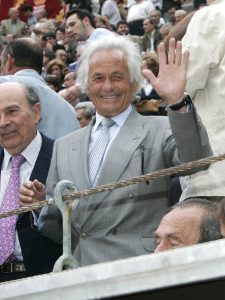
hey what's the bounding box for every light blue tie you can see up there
[89,118,115,186]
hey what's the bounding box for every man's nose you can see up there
[0,115,9,127]
[154,241,169,253]
[102,78,113,91]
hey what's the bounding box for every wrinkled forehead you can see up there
[89,49,127,65]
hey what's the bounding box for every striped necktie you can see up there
[89,118,115,186]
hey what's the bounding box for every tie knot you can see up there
[101,118,115,128]
[11,154,25,169]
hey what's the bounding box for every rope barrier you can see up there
[1,153,225,220]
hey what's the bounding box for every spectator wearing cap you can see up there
[0,7,28,44]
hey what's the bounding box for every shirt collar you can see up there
[3,131,42,169]
[93,105,132,132]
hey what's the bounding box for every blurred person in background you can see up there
[0,7,28,44]
[75,101,95,127]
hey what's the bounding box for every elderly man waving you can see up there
[20,36,212,267]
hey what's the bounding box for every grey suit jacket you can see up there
[0,19,27,43]
[0,70,79,139]
[39,107,212,266]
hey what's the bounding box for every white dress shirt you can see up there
[89,105,132,185]
[0,132,42,260]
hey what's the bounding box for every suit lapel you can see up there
[68,122,93,192]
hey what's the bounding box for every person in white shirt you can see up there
[101,0,121,28]
[180,0,225,200]
[127,0,155,36]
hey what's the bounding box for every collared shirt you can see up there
[0,132,42,260]
[89,105,132,184]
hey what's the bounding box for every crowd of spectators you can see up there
[1,0,224,284]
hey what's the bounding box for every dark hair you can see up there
[55,26,65,35]
[116,20,129,30]
[54,44,66,51]
[43,48,56,61]
[42,32,56,41]
[22,5,33,12]
[2,38,43,74]
[65,8,96,28]
[170,198,223,243]
[44,75,61,92]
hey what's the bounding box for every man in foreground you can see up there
[0,82,61,282]
[155,198,223,253]
[20,36,212,267]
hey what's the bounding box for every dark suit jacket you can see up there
[0,133,62,276]
[139,29,162,53]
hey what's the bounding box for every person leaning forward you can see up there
[20,36,212,267]
[0,82,61,283]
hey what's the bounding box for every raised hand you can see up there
[142,38,189,105]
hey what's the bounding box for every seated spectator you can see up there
[64,71,76,88]
[116,20,141,45]
[42,48,56,78]
[45,74,62,92]
[46,58,67,85]
[174,9,187,24]
[149,9,165,29]
[75,101,95,127]
[101,0,121,30]
[159,24,171,40]
[127,0,155,36]
[135,52,165,116]
[140,17,162,53]
[42,32,57,51]
[94,15,108,29]
[21,4,37,30]
[54,45,68,65]
[31,18,55,42]
[0,7,28,44]
[155,198,223,253]
[55,26,66,45]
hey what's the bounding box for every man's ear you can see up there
[82,16,90,26]
[5,54,15,74]
[33,102,41,124]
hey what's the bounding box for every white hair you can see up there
[76,35,143,93]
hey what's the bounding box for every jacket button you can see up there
[81,233,87,239]
[128,192,136,198]
[111,228,118,235]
